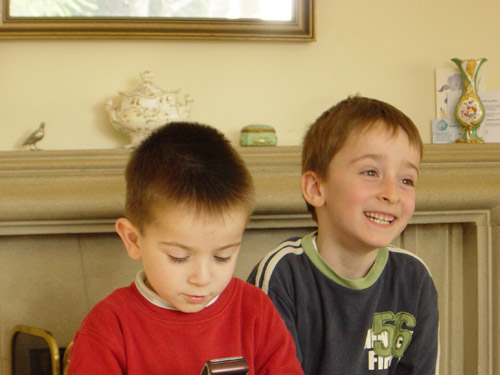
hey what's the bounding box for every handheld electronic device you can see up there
[200,356,249,375]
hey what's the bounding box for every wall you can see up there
[1,0,500,150]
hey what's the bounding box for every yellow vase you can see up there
[451,58,487,143]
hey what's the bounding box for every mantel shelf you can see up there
[0,144,499,235]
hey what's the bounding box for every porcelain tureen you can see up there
[106,71,193,148]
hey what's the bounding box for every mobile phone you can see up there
[200,356,249,375]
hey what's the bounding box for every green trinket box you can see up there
[239,124,277,147]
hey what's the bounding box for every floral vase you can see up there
[451,57,487,143]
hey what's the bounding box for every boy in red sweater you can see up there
[68,122,302,375]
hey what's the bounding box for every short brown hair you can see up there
[125,122,254,232]
[302,96,423,220]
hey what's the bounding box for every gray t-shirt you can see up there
[248,232,439,375]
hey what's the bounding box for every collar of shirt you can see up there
[134,270,219,310]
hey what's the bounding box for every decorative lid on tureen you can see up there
[123,71,175,98]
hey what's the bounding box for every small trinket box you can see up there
[239,124,277,147]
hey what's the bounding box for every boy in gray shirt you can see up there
[249,96,439,374]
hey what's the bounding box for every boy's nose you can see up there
[188,261,213,286]
[378,178,400,203]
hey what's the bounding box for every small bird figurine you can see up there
[22,122,46,150]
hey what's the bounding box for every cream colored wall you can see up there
[1,0,500,150]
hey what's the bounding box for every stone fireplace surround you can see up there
[0,143,498,375]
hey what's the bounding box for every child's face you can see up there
[134,205,248,313]
[317,121,420,254]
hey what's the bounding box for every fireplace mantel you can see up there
[0,143,499,235]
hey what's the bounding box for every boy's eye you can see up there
[214,255,232,263]
[363,170,378,177]
[168,255,189,263]
[401,178,415,187]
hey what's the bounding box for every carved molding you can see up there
[402,210,493,375]
[0,143,499,234]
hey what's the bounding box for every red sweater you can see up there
[68,277,302,375]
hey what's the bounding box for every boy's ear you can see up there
[115,218,142,260]
[301,170,326,208]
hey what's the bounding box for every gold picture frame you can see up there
[0,0,314,41]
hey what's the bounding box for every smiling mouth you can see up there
[365,212,395,224]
